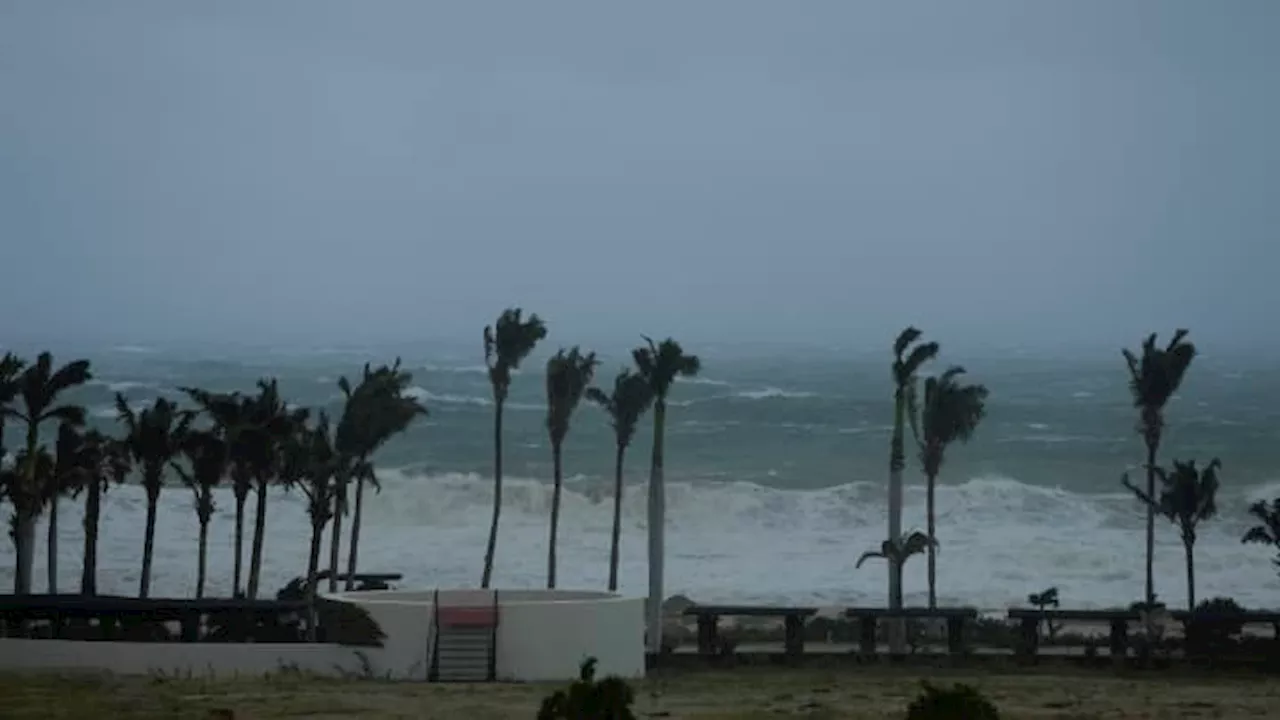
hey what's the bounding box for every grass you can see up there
[3,665,1280,719]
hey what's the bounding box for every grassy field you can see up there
[3,665,1279,719]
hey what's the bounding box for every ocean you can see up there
[3,343,1279,611]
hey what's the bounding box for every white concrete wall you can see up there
[0,638,365,677]
[0,589,645,682]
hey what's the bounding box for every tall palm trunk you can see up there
[247,476,270,599]
[307,518,325,641]
[232,489,247,596]
[926,471,938,609]
[646,401,667,654]
[1142,439,1158,605]
[15,425,40,595]
[47,495,58,593]
[547,442,563,589]
[140,486,159,598]
[608,443,625,592]
[481,401,505,588]
[196,489,211,600]
[328,474,346,593]
[344,470,367,591]
[888,393,906,608]
[1183,540,1196,611]
[81,480,100,595]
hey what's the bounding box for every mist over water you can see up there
[2,346,1278,610]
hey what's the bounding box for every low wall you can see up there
[0,588,645,682]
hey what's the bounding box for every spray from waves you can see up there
[683,377,732,387]
[734,387,819,400]
[88,379,160,393]
[403,386,542,411]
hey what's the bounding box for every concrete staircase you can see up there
[431,599,498,682]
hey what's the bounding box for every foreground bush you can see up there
[906,681,1000,720]
[536,657,635,720]
[1185,596,1246,656]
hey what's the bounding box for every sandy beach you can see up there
[5,666,1279,719]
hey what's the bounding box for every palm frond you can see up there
[893,327,922,359]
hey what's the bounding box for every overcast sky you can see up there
[1,1,1276,355]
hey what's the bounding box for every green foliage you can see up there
[856,530,937,569]
[1185,596,1246,655]
[205,578,386,646]
[586,368,654,450]
[536,657,636,720]
[1242,498,1280,574]
[918,366,988,477]
[905,681,1000,720]
[484,308,548,403]
[631,336,700,401]
[545,347,599,444]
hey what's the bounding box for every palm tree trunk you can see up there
[307,519,324,641]
[887,391,907,653]
[196,516,209,600]
[608,443,625,592]
[646,401,667,655]
[81,480,100,595]
[14,508,36,596]
[47,494,58,594]
[247,477,269,599]
[1184,539,1196,611]
[1143,442,1158,606]
[926,471,937,609]
[344,472,367,591]
[233,488,247,596]
[328,474,345,593]
[547,442,563,589]
[140,492,158,598]
[481,401,505,589]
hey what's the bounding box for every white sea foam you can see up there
[5,469,1276,611]
[734,387,818,400]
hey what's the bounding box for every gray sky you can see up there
[2,1,1277,354]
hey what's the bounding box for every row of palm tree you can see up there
[477,308,701,653]
[0,350,425,601]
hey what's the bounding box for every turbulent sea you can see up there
[3,343,1279,611]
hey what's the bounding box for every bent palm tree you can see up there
[181,387,252,595]
[1123,458,1220,610]
[48,423,88,593]
[172,424,228,599]
[336,359,426,590]
[889,329,937,612]
[918,366,987,608]
[76,432,130,595]
[586,369,655,592]
[544,347,599,589]
[244,379,296,599]
[481,309,547,588]
[856,530,938,572]
[5,352,91,594]
[633,335,700,654]
[1122,329,1196,605]
[1243,498,1280,575]
[116,395,189,598]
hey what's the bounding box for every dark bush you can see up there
[1185,596,1246,656]
[905,681,1000,720]
[536,657,636,720]
[203,578,385,646]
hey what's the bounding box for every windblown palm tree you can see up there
[918,366,988,608]
[481,309,547,588]
[856,530,938,572]
[4,352,91,594]
[286,410,339,606]
[633,335,700,654]
[181,387,252,595]
[1242,497,1280,575]
[335,359,426,591]
[1122,329,1196,605]
[1123,458,1220,610]
[586,368,655,592]
[889,328,937,612]
[543,347,599,589]
[116,394,189,598]
[242,379,298,599]
[74,432,130,596]
[0,352,25,461]
[47,423,88,593]
[171,423,228,599]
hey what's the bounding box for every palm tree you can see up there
[242,379,296,600]
[889,328,937,615]
[116,394,189,598]
[286,411,338,605]
[181,387,256,595]
[47,423,88,593]
[1243,497,1280,575]
[856,530,938,573]
[1122,329,1196,605]
[481,309,548,588]
[543,347,599,589]
[1123,458,1220,610]
[0,352,26,461]
[171,423,228,599]
[918,366,988,608]
[336,360,426,591]
[586,369,655,592]
[632,335,700,654]
[4,352,91,594]
[75,432,129,596]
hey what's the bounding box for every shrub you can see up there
[905,681,1000,720]
[1185,596,1246,656]
[536,657,636,720]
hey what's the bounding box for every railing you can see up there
[0,595,312,643]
